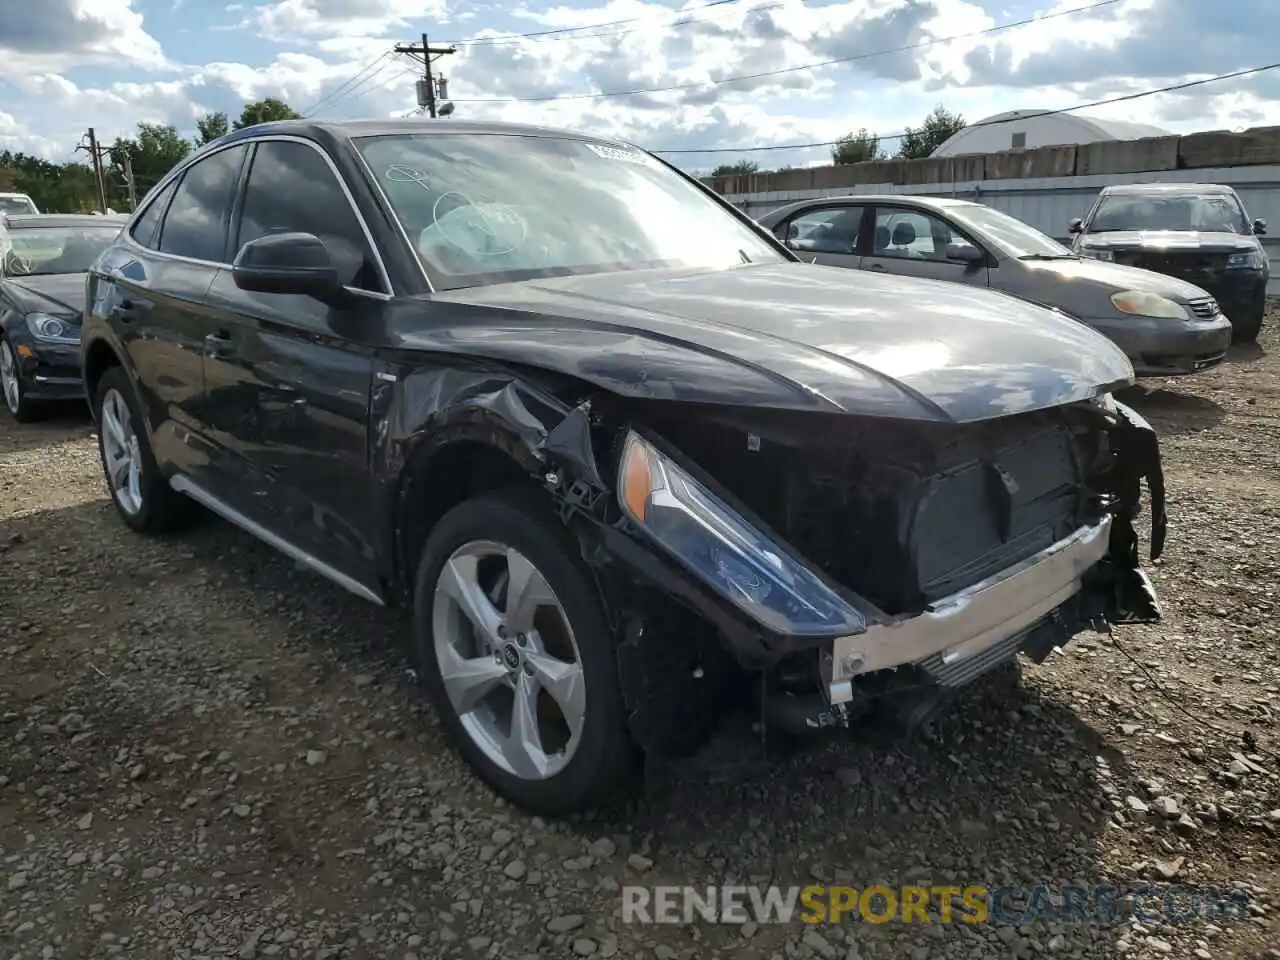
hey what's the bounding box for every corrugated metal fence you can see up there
[721,164,1280,296]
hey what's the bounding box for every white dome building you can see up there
[930,109,1172,157]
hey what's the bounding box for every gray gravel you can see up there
[3,310,1280,959]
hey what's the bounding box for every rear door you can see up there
[771,204,867,269]
[861,205,990,287]
[198,136,390,589]
[87,144,249,477]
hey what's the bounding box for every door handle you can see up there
[203,331,234,357]
[116,298,146,322]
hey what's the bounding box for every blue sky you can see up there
[1,0,1278,173]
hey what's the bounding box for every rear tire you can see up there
[412,487,636,817]
[93,366,191,534]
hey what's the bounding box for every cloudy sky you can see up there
[0,0,1276,174]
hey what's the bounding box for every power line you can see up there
[301,49,394,117]
[451,0,1123,103]
[438,0,750,46]
[650,61,1280,155]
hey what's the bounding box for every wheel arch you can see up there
[82,337,125,417]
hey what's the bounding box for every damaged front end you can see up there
[552,391,1166,746]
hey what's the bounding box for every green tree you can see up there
[108,123,192,199]
[895,106,966,160]
[0,151,103,213]
[195,111,230,146]
[711,159,759,178]
[831,128,882,165]
[234,98,302,130]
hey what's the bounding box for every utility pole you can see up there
[118,152,138,211]
[75,128,109,213]
[393,34,455,118]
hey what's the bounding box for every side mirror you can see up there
[946,243,984,263]
[232,232,346,304]
[1253,218,1267,236]
[1068,218,1084,234]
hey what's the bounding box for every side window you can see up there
[129,180,178,249]
[873,209,971,262]
[158,145,249,262]
[235,140,382,292]
[780,207,863,255]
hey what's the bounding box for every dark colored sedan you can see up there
[0,213,128,420]
[1070,182,1270,343]
[81,118,1165,816]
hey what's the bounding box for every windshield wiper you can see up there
[1018,253,1078,261]
[738,249,752,264]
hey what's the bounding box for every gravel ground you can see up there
[3,310,1280,960]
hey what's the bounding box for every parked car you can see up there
[1069,182,1270,343]
[757,195,1234,377]
[0,213,128,421]
[0,192,40,216]
[81,119,1166,815]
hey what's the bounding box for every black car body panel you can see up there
[79,119,1166,768]
[419,264,1135,424]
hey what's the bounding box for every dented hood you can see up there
[411,262,1134,424]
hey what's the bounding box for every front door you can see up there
[774,205,866,269]
[199,137,390,588]
[861,206,990,287]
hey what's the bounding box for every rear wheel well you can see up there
[83,340,123,413]
[396,440,542,595]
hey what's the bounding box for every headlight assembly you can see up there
[25,312,78,343]
[616,431,867,637]
[1110,291,1189,321]
[1226,250,1265,269]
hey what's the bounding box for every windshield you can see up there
[0,224,121,277]
[950,204,1074,258]
[1089,193,1249,234]
[0,196,37,215]
[353,133,784,290]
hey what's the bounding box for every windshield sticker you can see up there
[585,143,653,165]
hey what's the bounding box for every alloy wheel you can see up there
[0,340,21,416]
[100,387,144,516]
[431,539,587,781]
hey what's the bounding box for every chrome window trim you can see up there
[120,135,394,301]
[349,139,435,293]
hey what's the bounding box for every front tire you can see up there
[413,487,636,816]
[1230,305,1265,345]
[93,366,190,534]
[1,336,40,423]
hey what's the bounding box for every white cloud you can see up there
[2,0,1280,174]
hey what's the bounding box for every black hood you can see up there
[402,262,1136,424]
[1082,230,1258,254]
[3,273,86,315]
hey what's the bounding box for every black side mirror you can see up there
[946,242,984,263]
[1068,218,1084,234]
[1253,218,1267,236]
[232,232,347,304]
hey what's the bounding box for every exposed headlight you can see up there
[25,312,78,343]
[1081,246,1114,261]
[1110,291,1189,320]
[616,431,867,637]
[1226,250,1265,269]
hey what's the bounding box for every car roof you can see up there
[1,213,128,229]
[1100,182,1237,196]
[213,117,637,151]
[758,194,982,223]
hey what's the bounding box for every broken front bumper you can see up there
[819,515,1148,704]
